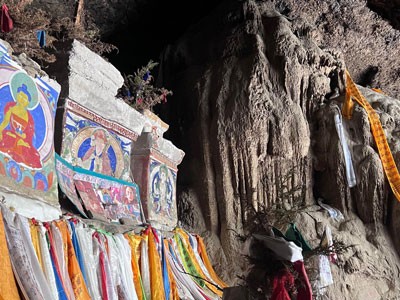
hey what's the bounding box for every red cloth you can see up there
[1,4,13,33]
[271,270,295,300]
[93,232,109,300]
[293,260,313,300]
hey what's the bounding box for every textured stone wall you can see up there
[157,1,400,297]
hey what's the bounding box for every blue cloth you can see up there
[51,246,68,300]
[36,30,46,47]
[69,221,88,285]
[162,240,171,300]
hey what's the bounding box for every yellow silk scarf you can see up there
[125,233,146,300]
[30,220,44,272]
[343,70,400,202]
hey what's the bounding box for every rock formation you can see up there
[156,0,400,298]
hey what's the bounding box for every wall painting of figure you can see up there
[61,101,134,182]
[0,46,59,206]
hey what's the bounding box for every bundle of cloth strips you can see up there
[0,204,227,300]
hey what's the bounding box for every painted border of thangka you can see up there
[61,99,136,181]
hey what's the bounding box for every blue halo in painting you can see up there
[10,71,39,110]
[34,172,48,191]
[6,160,22,182]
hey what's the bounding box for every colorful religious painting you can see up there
[0,44,59,206]
[61,99,136,181]
[55,154,87,217]
[131,129,184,230]
[73,167,142,223]
[149,158,176,220]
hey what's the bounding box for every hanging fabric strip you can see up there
[161,237,171,300]
[51,248,70,300]
[125,233,147,300]
[145,227,166,300]
[163,239,179,300]
[292,260,312,300]
[2,206,53,300]
[141,234,151,300]
[0,209,20,299]
[186,233,214,283]
[30,220,45,271]
[334,105,357,187]
[51,222,76,300]
[175,230,222,298]
[168,239,212,300]
[75,226,102,300]
[270,269,294,300]
[45,223,69,300]
[195,235,227,289]
[38,224,59,299]
[114,234,139,300]
[93,232,118,300]
[56,221,91,300]
[93,232,109,300]
[344,70,400,201]
[69,220,88,285]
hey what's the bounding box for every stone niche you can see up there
[132,110,185,230]
[57,40,148,223]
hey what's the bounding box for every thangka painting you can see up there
[55,154,87,217]
[149,158,177,222]
[73,167,142,223]
[61,104,133,182]
[0,46,59,206]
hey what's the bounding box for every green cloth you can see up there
[285,223,313,252]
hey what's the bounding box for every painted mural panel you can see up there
[55,154,87,217]
[149,158,177,223]
[0,45,59,205]
[61,102,133,181]
[73,167,142,223]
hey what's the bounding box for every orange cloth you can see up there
[0,212,21,300]
[345,70,400,202]
[196,234,227,289]
[55,221,91,300]
[125,233,146,300]
[146,228,165,300]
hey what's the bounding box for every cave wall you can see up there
[157,0,400,292]
[159,0,343,271]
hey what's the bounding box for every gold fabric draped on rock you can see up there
[343,70,400,202]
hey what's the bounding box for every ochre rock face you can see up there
[156,0,400,298]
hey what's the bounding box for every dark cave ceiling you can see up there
[103,0,225,75]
